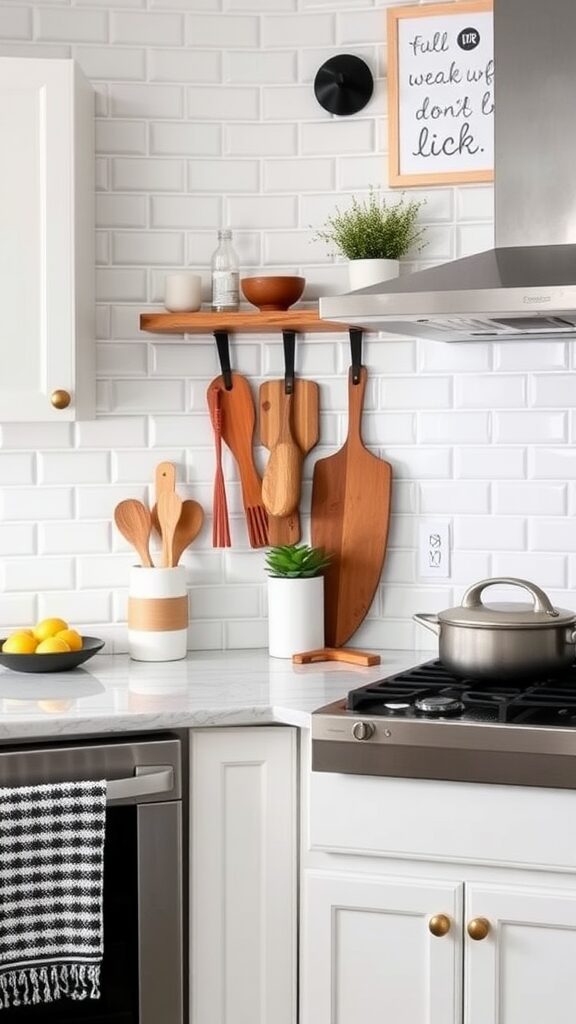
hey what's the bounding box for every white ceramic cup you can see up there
[164,273,202,313]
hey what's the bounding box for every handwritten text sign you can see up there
[388,1,493,187]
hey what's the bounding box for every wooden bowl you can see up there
[241,276,305,311]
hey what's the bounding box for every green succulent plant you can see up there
[314,187,426,261]
[265,544,331,579]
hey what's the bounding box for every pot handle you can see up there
[413,612,441,636]
[462,577,559,618]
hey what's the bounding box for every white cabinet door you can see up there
[466,883,576,1024]
[302,871,463,1024]
[0,58,94,420]
[190,727,297,1024]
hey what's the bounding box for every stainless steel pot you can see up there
[414,577,576,680]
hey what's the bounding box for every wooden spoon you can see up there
[172,499,204,564]
[261,389,303,518]
[114,500,153,567]
[157,491,183,568]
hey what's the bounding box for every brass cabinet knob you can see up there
[51,389,71,410]
[428,914,451,937]
[467,917,490,941]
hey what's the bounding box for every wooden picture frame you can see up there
[387,0,494,187]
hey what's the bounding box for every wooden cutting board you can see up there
[259,379,319,545]
[311,366,392,647]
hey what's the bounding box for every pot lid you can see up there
[439,577,576,629]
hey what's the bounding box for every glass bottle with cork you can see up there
[211,229,239,312]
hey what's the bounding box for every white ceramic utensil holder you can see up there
[267,575,324,659]
[128,566,188,662]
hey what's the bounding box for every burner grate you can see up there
[347,660,576,725]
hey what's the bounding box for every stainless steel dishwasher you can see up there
[0,734,185,1024]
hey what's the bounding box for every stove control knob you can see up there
[352,721,374,741]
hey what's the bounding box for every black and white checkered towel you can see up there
[0,780,106,1010]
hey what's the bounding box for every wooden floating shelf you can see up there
[139,309,353,336]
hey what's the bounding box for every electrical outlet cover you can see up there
[419,521,451,579]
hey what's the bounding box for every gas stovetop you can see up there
[311,660,576,788]
[346,659,576,727]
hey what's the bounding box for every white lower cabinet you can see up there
[302,872,463,1024]
[302,872,576,1024]
[189,727,297,1024]
[466,883,576,1024]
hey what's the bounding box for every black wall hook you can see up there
[349,328,363,384]
[314,55,374,116]
[214,330,233,390]
[282,330,296,395]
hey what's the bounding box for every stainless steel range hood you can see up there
[320,0,576,342]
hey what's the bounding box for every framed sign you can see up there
[387,1,493,187]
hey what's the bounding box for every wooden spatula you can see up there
[157,491,183,568]
[311,366,392,648]
[262,389,302,517]
[208,373,269,548]
[259,379,319,545]
[151,461,176,536]
[114,499,153,568]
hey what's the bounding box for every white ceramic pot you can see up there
[348,258,399,291]
[128,566,188,662]
[267,575,324,659]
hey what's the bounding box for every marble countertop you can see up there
[0,649,432,743]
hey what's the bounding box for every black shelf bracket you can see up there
[214,330,233,390]
[282,330,296,395]
[349,327,363,384]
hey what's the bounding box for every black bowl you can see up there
[0,636,105,674]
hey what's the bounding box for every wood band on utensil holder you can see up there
[128,595,189,632]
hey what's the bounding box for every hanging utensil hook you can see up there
[349,327,363,385]
[282,330,296,395]
[214,330,233,391]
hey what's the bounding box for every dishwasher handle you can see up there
[107,765,174,804]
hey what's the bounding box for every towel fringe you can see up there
[0,964,100,1010]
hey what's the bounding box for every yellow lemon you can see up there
[33,618,69,642]
[2,632,38,654]
[56,629,82,652]
[36,637,71,654]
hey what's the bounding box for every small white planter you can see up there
[128,566,188,662]
[267,575,324,659]
[348,258,399,291]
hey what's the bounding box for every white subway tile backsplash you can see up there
[0,8,32,40]
[228,195,297,228]
[0,525,36,557]
[0,454,35,485]
[39,521,111,555]
[151,122,221,157]
[262,13,333,46]
[492,553,567,588]
[455,516,526,551]
[456,187,494,221]
[0,594,37,628]
[3,558,75,592]
[495,411,567,444]
[37,590,112,623]
[420,482,489,515]
[151,194,221,228]
[455,447,526,480]
[188,159,259,193]
[495,341,568,372]
[455,374,526,408]
[149,48,221,83]
[530,448,576,479]
[111,380,186,413]
[190,585,260,619]
[226,123,296,156]
[301,119,374,155]
[418,411,490,445]
[97,342,148,376]
[113,449,185,484]
[226,50,296,84]
[387,447,452,480]
[338,9,383,43]
[112,231,184,265]
[36,8,108,42]
[380,376,451,410]
[76,417,148,449]
[456,223,494,257]
[264,157,333,192]
[77,485,148,520]
[97,268,148,302]
[111,11,183,45]
[529,518,576,553]
[40,453,110,485]
[494,482,566,516]
[110,84,183,119]
[112,158,184,192]
[187,86,259,120]
[0,423,73,452]
[187,13,259,46]
[78,554,134,589]
[418,340,492,373]
[74,45,145,80]
[0,488,73,522]
[97,195,147,228]
[530,374,576,408]
[262,84,323,121]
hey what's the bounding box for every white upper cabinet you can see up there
[0,58,94,421]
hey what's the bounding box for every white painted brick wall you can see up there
[1,1,572,655]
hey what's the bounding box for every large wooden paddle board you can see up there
[311,367,392,647]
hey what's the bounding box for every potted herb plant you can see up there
[266,544,331,659]
[315,188,426,291]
